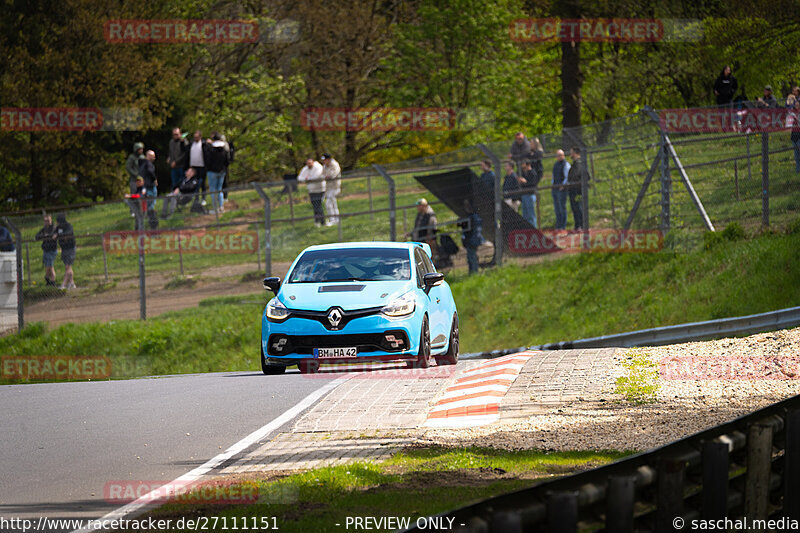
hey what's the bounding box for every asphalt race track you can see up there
[0,371,337,531]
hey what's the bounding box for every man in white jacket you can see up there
[298,158,325,226]
[320,153,341,226]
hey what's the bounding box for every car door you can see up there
[415,248,447,348]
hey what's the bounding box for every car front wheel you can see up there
[261,347,286,375]
[435,313,459,366]
[407,315,431,369]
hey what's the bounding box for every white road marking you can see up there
[71,375,350,533]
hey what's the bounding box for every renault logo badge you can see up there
[327,308,343,328]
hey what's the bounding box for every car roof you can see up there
[301,241,419,252]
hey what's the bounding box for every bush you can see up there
[721,222,746,241]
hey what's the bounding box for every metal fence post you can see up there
[477,143,503,266]
[761,132,769,226]
[367,174,374,221]
[129,200,146,321]
[660,135,671,232]
[177,229,184,276]
[24,242,31,287]
[581,151,589,232]
[102,240,109,282]
[2,217,24,331]
[252,182,272,277]
[372,165,396,241]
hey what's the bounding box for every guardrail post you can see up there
[607,475,635,532]
[126,199,146,321]
[761,132,769,226]
[372,165,395,241]
[2,217,24,331]
[477,143,503,266]
[252,182,272,277]
[490,511,522,533]
[656,457,686,533]
[702,438,729,519]
[547,490,577,533]
[745,421,774,521]
[785,409,800,519]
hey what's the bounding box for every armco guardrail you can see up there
[405,393,800,532]
[460,306,800,360]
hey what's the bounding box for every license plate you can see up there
[314,347,357,359]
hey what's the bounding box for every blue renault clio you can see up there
[261,242,459,374]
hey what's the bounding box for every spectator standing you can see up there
[460,199,483,275]
[502,161,521,211]
[206,132,230,214]
[551,149,570,230]
[125,142,145,194]
[507,132,532,171]
[757,85,778,108]
[320,153,341,226]
[35,214,58,286]
[566,147,587,230]
[791,99,800,173]
[478,160,495,202]
[519,160,539,228]
[713,66,738,106]
[167,128,188,189]
[0,225,14,252]
[55,213,76,289]
[139,150,159,229]
[187,131,210,205]
[297,158,326,226]
[410,199,438,259]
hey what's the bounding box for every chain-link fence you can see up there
[1,102,798,332]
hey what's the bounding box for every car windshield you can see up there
[288,248,411,283]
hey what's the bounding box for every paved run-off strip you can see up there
[424,353,534,428]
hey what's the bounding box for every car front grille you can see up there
[267,331,409,356]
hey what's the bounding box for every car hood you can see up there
[278,280,415,312]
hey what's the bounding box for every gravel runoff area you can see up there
[419,327,800,452]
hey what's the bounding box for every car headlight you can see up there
[381,292,416,317]
[265,298,291,320]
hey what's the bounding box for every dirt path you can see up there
[24,262,291,327]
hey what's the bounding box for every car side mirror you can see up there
[263,277,281,293]
[423,272,444,294]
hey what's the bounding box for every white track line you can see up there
[72,375,350,533]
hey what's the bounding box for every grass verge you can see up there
[132,446,629,533]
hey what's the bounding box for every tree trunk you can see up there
[561,40,582,149]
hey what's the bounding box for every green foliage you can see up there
[615,351,659,404]
[721,222,746,241]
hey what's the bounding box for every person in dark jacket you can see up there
[138,150,159,229]
[519,159,540,228]
[167,128,188,189]
[125,142,145,194]
[502,161,522,211]
[35,214,58,286]
[0,225,14,252]
[566,147,588,230]
[206,132,230,214]
[713,66,737,106]
[55,213,76,289]
[409,198,439,260]
[460,199,484,274]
